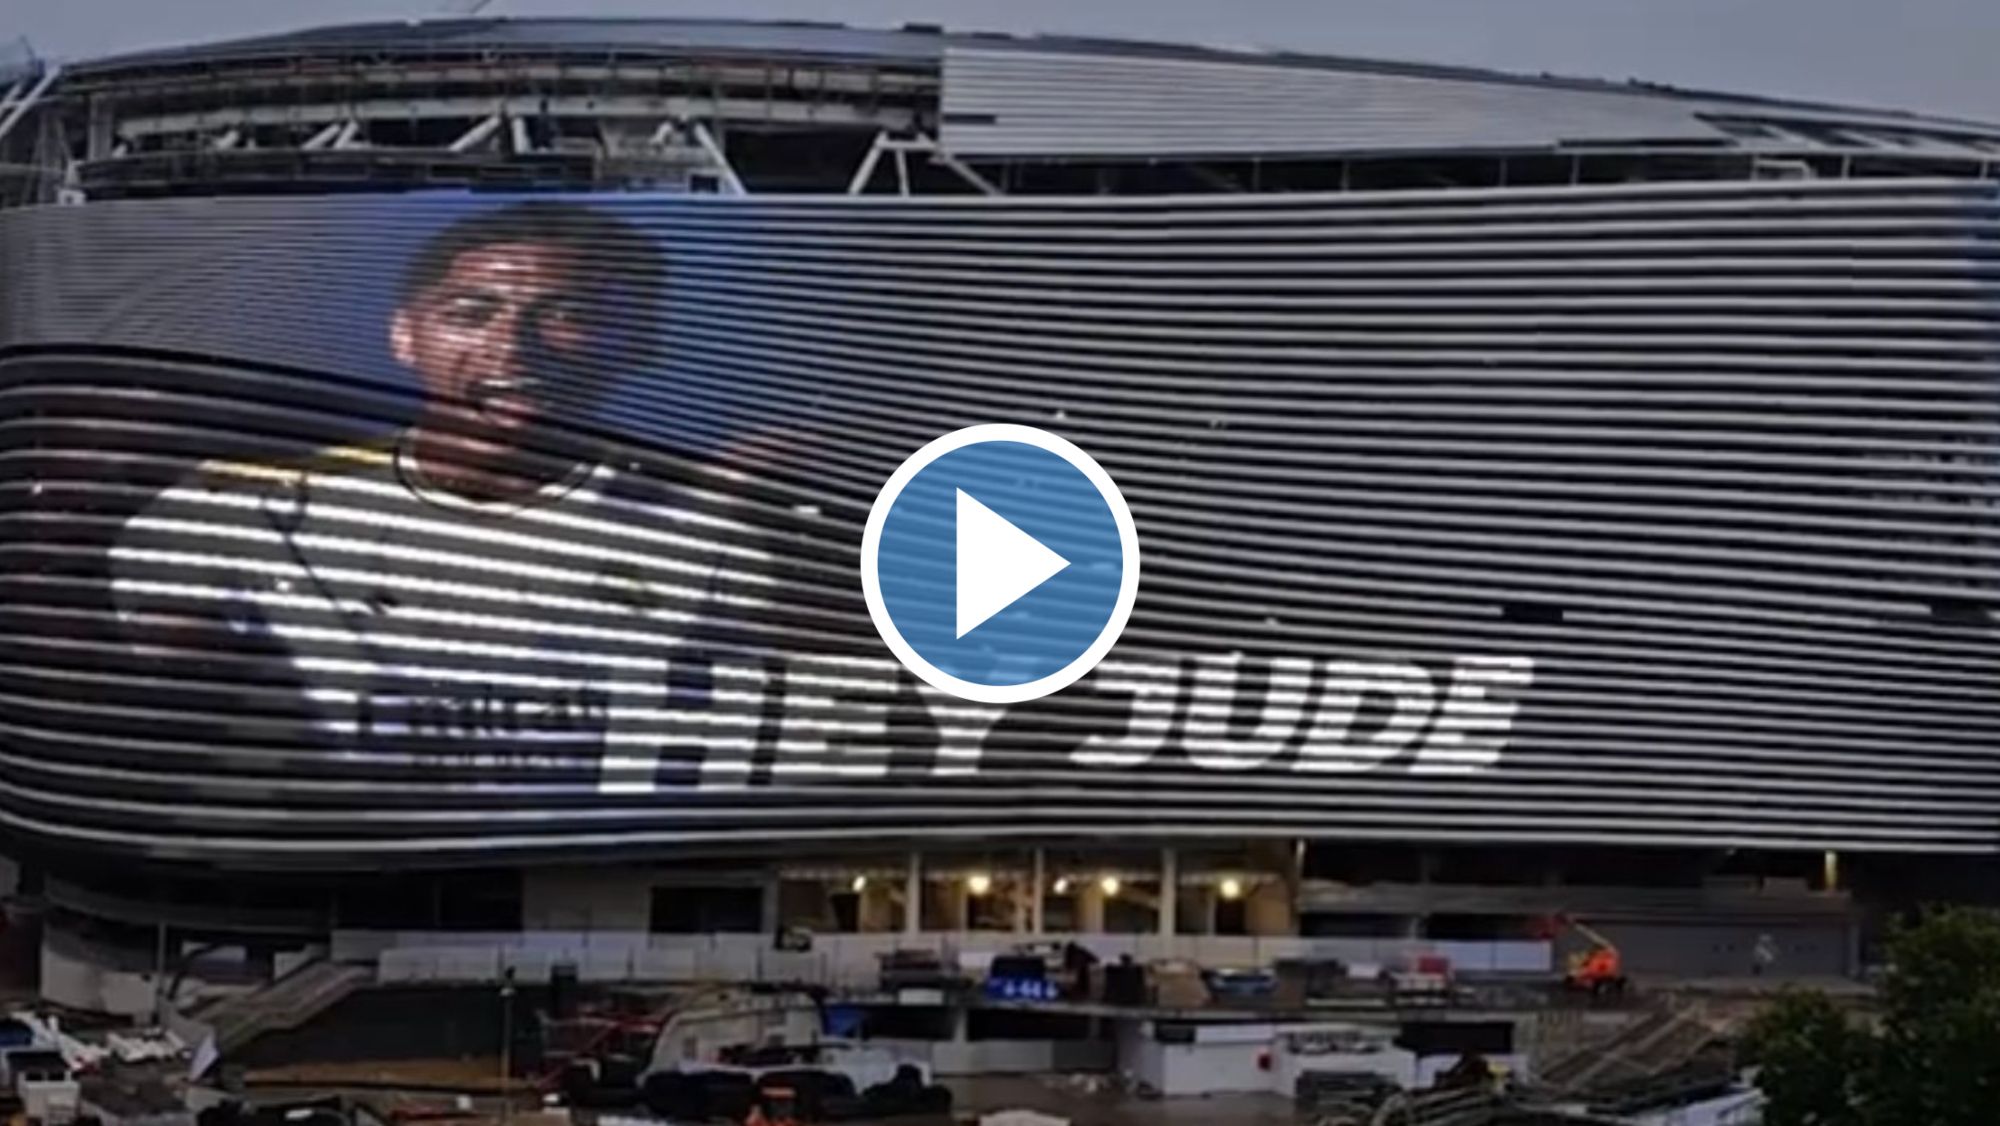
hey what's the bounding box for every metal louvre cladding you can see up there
[939,46,1724,157]
[3,180,2000,867]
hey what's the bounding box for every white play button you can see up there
[955,488,1071,639]
[864,424,1140,704]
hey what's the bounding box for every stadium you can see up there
[0,14,1998,1111]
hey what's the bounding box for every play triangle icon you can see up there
[955,488,1071,639]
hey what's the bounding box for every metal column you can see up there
[1031,848,1046,934]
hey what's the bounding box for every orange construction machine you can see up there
[1541,913,1629,999]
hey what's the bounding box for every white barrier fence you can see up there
[335,930,1552,987]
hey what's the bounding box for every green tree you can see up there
[1868,906,2000,1125]
[1747,907,2000,1126]
[1744,989,1867,1126]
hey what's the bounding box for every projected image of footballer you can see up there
[111,202,776,786]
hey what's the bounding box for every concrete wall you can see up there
[41,928,267,1017]
[778,880,832,931]
[1245,880,1295,936]
[41,943,158,1018]
[904,1037,1112,1077]
[1074,886,1106,933]
[858,885,901,933]
[1591,920,1850,978]
[337,930,1553,987]
[521,866,654,931]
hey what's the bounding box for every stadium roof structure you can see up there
[49,16,1991,121]
[65,18,952,72]
[63,16,2000,127]
[6,17,2000,202]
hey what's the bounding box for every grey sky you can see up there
[9,0,2000,125]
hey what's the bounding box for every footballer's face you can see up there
[390,240,596,462]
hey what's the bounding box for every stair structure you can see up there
[1532,996,1731,1100]
[196,960,373,1055]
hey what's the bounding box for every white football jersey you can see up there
[110,439,776,785]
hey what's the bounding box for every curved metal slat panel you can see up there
[1,178,1998,865]
[940,47,1727,156]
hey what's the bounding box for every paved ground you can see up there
[1656,974,1875,999]
[926,1075,1296,1126]
[242,1074,1298,1126]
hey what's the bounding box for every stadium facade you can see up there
[1,18,1999,1007]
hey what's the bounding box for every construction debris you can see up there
[108,1030,188,1064]
[80,1074,192,1126]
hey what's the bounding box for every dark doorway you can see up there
[650,886,764,933]
[1215,898,1248,935]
